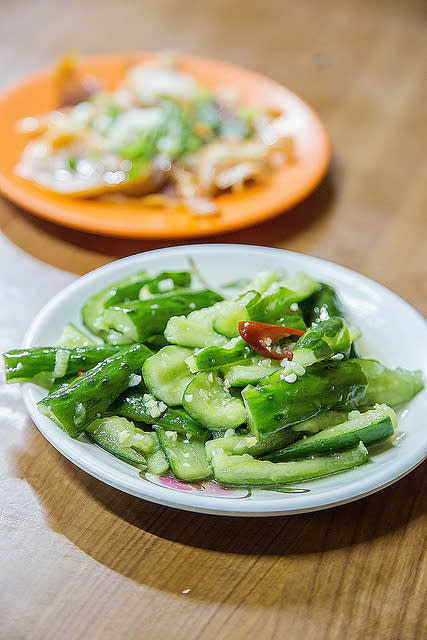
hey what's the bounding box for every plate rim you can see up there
[0,52,330,238]
[21,244,427,516]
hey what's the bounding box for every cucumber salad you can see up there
[3,267,424,489]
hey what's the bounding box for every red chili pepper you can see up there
[238,321,305,360]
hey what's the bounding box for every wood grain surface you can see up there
[0,1,426,639]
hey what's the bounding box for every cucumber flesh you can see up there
[213,291,259,338]
[183,371,247,431]
[56,323,96,347]
[211,442,369,485]
[264,405,396,461]
[85,416,148,466]
[241,269,279,295]
[112,389,206,437]
[357,359,424,406]
[156,426,212,481]
[142,345,194,406]
[164,304,228,348]
[205,428,301,460]
[291,410,350,435]
[221,357,282,387]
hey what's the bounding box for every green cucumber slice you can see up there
[210,442,369,485]
[112,389,206,437]
[164,304,228,348]
[82,271,148,336]
[142,345,194,406]
[155,427,212,481]
[205,428,300,460]
[85,416,148,466]
[56,323,96,347]
[183,371,247,431]
[213,291,259,338]
[221,357,282,387]
[264,405,396,461]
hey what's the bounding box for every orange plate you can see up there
[0,53,330,238]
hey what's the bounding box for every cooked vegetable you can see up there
[16,56,294,214]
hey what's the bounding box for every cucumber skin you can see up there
[3,345,123,383]
[112,389,207,438]
[243,361,368,440]
[188,339,253,371]
[301,283,344,326]
[264,411,394,462]
[211,442,369,485]
[102,289,223,343]
[82,271,191,336]
[156,427,212,482]
[38,344,152,438]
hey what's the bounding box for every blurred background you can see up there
[0,0,426,313]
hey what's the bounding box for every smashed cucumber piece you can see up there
[187,315,307,375]
[183,371,247,431]
[249,272,319,323]
[290,410,350,435]
[85,416,151,466]
[38,344,152,437]
[164,304,228,348]
[240,269,279,295]
[82,270,191,336]
[357,359,424,407]
[264,405,396,461]
[186,338,253,373]
[221,357,282,387]
[205,427,300,460]
[213,290,260,338]
[3,345,123,384]
[244,360,368,440]
[112,389,206,437]
[143,345,195,406]
[56,323,96,347]
[100,289,223,344]
[86,416,169,474]
[155,426,212,481]
[210,442,369,485]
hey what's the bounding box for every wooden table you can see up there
[0,1,425,639]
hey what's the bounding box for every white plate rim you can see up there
[21,244,427,516]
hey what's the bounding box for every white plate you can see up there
[22,244,427,516]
